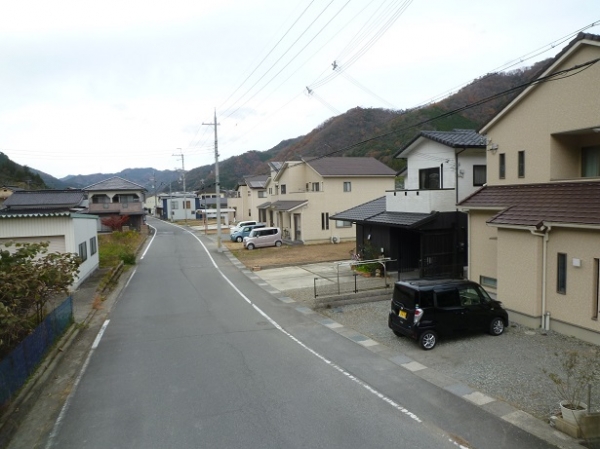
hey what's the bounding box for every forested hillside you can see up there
[0,152,46,189]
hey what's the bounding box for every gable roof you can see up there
[330,196,435,228]
[304,157,396,177]
[84,176,147,191]
[394,129,485,158]
[458,181,600,228]
[2,189,86,210]
[244,174,268,189]
[481,32,600,133]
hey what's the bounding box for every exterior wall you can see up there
[0,215,99,288]
[545,228,600,343]
[162,195,195,221]
[467,210,498,293]
[72,215,100,285]
[483,43,600,185]
[496,228,543,321]
[456,149,487,202]
[404,141,457,190]
[386,189,456,213]
[228,185,250,222]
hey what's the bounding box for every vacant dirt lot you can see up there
[223,240,356,269]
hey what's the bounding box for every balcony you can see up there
[386,189,456,213]
[88,202,144,214]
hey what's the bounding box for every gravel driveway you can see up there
[316,300,600,422]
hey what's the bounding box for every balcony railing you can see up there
[386,189,456,213]
[88,202,143,213]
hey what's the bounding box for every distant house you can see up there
[228,174,270,223]
[0,190,99,288]
[257,157,397,244]
[84,176,147,231]
[458,33,600,344]
[331,129,486,277]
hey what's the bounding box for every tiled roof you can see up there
[330,196,435,228]
[84,176,147,191]
[0,210,73,218]
[459,181,600,227]
[3,190,85,209]
[305,157,396,177]
[245,175,268,189]
[394,129,485,158]
[270,200,308,212]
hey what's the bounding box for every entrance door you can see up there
[293,213,301,241]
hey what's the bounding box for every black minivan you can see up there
[388,279,509,350]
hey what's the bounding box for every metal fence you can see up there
[313,259,393,298]
[0,296,73,408]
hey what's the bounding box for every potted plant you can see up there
[544,349,600,426]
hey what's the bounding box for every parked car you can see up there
[230,223,265,242]
[243,227,282,250]
[388,279,508,350]
[230,220,258,233]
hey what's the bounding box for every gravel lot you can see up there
[316,300,600,422]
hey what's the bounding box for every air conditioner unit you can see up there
[331,236,340,244]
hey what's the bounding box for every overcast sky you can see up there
[1,0,598,180]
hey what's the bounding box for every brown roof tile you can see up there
[459,182,600,227]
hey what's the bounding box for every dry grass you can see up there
[223,240,356,269]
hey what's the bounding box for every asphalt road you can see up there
[33,220,562,448]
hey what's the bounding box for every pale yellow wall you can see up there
[484,43,600,185]
[467,211,498,292]
[496,228,543,318]
[228,185,250,221]
[545,228,600,335]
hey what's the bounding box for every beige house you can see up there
[228,173,271,224]
[459,33,600,344]
[256,157,396,244]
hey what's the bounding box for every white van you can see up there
[243,227,282,250]
[230,220,257,233]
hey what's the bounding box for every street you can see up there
[18,219,560,448]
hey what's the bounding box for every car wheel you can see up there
[236,236,243,243]
[246,243,255,250]
[419,331,437,350]
[489,317,505,336]
[392,330,404,338]
[275,240,282,247]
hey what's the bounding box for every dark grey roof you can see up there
[3,190,85,210]
[268,161,284,173]
[270,200,308,212]
[305,157,396,177]
[257,202,272,209]
[459,181,600,227]
[330,196,435,228]
[245,175,268,189]
[84,176,147,191]
[394,129,485,158]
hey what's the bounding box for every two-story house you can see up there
[259,157,396,244]
[229,174,270,223]
[459,33,600,344]
[0,190,99,287]
[331,129,486,277]
[84,177,147,231]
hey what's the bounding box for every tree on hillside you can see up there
[0,241,80,355]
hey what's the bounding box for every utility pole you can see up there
[173,149,187,225]
[203,108,221,250]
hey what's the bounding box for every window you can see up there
[248,209,251,217]
[311,182,320,192]
[258,191,266,198]
[419,167,440,189]
[184,200,191,209]
[473,165,487,186]
[518,151,525,178]
[499,153,506,179]
[336,220,352,228]
[171,201,178,210]
[593,259,599,320]
[480,276,497,289]
[557,253,567,294]
[281,184,287,194]
[268,188,272,195]
[321,212,329,230]
[343,181,351,192]
[435,290,460,308]
[582,146,600,177]
[90,237,97,256]
[78,241,87,262]
[247,190,251,197]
